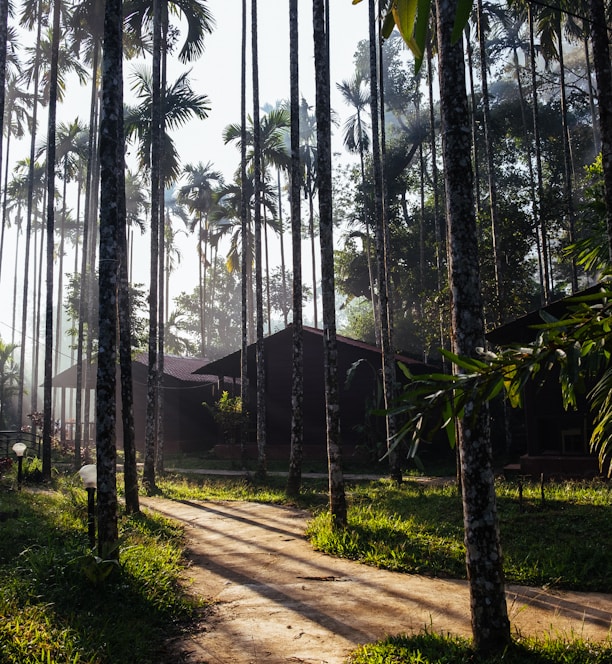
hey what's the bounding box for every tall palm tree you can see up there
[434,0,510,651]
[0,0,10,280]
[42,0,62,481]
[240,0,249,465]
[336,73,378,339]
[125,67,211,185]
[0,75,33,289]
[177,161,224,355]
[96,0,124,558]
[368,0,399,481]
[475,0,504,322]
[125,65,209,486]
[224,106,290,334]
[286,0,303,498]
[17,0,45,428]
[589,0,612,259]
[250,0,267,479]
[536,0,578,292]
[313,0,346,526]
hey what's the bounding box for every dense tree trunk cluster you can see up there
[2,0,612,654]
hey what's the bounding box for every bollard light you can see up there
[12,442,27,490]
[78,464,97,548]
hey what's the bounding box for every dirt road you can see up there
[140,497,612,664]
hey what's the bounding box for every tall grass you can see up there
[0,476,199,664]
[307,478,612,592]
[347,631,612,663]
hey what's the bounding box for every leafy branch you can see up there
[391,283,612,475]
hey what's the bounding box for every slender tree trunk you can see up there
[18,0,43,428]
[143,0,163,491]
[252,0,267,479]
[96,0,123,559]
[156,9,169,475]
[436,0,510,653]
[117,51,139,515]
[75,44,100,468]
[277,169,288,327]
[590,0,612,260]
[286,0,303,498]
[314,0,346,526]
[368,0,399,482]
[240,0,250,466]
[556,10,577,292]
[42,0,61,481]
[529,6,550,303]
[0,0,8,285]
[476,0,503,322]
[427,39,446,362]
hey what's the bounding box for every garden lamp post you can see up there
[78,464,97,548]
[12,442,26,490]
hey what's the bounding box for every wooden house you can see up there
[194,325,434,463]
[487,289,601,478]
[52,354,235,453]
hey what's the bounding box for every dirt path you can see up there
[140,497,612,664]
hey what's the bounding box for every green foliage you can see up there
[391,283,612,474]
[64,274,149,354]
[347,631,612,663]
[205,391,247,445]
[0,479,198,664]
[0,337,19,428]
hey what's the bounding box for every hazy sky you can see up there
[0,1,375,363]
[168,0,371,179]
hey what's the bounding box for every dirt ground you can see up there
[139,496,612,664]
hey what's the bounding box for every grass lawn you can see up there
[2,461,612,663]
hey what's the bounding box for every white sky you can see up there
[138,0,371,308]
[0,0,374,370]
[168,0,370,179]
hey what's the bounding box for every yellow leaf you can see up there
[392,0,420,58]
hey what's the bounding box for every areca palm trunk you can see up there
[477,0,503,323]
[277,169,288,327]
[143,0,163,491]
[435,0,510,652]
[42,0,61,481]
[17,0,43,428]
[252,0,267,479]
[314,0,346,526]
[368,0,399,482]
[97,0,124,558]
[528,4,550,303]
[0,0,8,268]
[117,56,139,515]
[589,0,612,259]
[555,9,577,292]
[156,11,170,476]
[75,44,101,466]
[286,0,303,498]
[427,39,446,360]
[240,0,249,465]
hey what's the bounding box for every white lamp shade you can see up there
[78,464,97,489]
[12,442,27,457]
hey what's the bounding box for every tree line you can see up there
[2,0,612,656]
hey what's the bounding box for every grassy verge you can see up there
[306,478,612,592]
[347,632,612,663]
[0,475,200,664]
[4,466,612,663]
